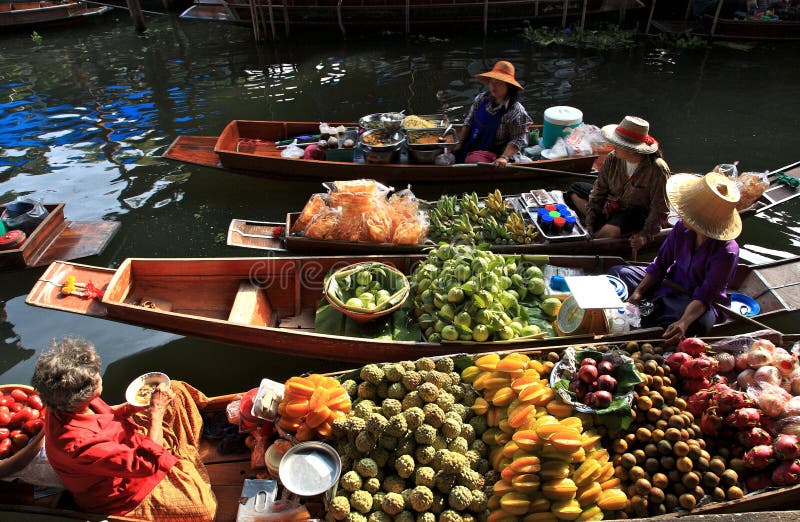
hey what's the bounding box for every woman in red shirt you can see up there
[31,337,216,520]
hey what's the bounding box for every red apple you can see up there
[578,365,598,384]
[592,390,613,409]
[580,358,597,367]
[597,374,618,392]
[597,360,615,375]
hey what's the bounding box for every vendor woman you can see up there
[32,337,217,521]
[454,60,532,168]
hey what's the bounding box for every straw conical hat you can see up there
[666,172,742,240]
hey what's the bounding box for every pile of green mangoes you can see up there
[327,263,408,314]
[410,245,562,343]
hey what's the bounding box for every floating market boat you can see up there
[226,215,672,257]
[0,203,119,271]
[179,0,645,31]
[26,253,800,363]
[162,120,598,183]
[0,1,111,29]
[3,333,800,521]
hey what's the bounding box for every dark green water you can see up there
[1,16,799,400]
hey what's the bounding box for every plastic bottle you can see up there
[625,303,641,329]
[610,309,628,334]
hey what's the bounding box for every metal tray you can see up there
[527,207,588,241]
[530,189,558,207]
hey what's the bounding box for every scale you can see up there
[555,276,626,336]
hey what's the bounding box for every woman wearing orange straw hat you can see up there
[610,172,742,344]
[454,60,532,168]
[569,116,671,253]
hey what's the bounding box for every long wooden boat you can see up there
[0,203,119,271]
[26,253,800,363]
[179,0,644,30]
[4,334,800,521]
[702,13,800,40]
[0,1,111,29]
[163,120,598,184]
[227,213,672,257]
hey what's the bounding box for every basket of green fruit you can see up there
[324,262,410,322]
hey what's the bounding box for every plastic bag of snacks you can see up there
[392,211,429,245]
[736,171,770,210]
[291,193,328,234]
[387,185,420,231]
[303,207,341,240]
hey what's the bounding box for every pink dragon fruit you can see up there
[745,472,774,492]
[726,408,762,429]
[677,337,707,356]
[666,351,693,374]
[772,459,800,486]
[687,390,714,417]
[700,408,724,436]
[683,377,712,395]
[743,444,776,470]
[773,434,800,460]
[680,354,719,379]
[716,388,754,415]
[737,427,773,448]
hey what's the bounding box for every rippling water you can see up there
[1,18,799,398]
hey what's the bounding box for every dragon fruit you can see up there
[744,472,774,492]
[772,460,800,486]
[666,351,693,373]
[743,444,776,470]
[683,377,712,395]
[680,354,719,379]
[737,427,773,448]
[726,408,761,429]
[677,337,707,356]
[687,390,714,417]
[716,388,754,415]
[773,434,800,460]
[700,408,724,436]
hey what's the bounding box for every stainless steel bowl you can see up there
[406,128,459,164]
[359,112,403,132]
[359,129,405,151]
[359,113,386,131]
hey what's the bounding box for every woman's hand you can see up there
[628,290,643,306]
[149,382,174,415]
[663,320,689,345]
[630,234,647,252]
[493,155,509,168]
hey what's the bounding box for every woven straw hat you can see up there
[476,61,524,90]
[600,115,659,154]
[667,172,742,240]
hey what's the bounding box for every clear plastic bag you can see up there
[388,185,420,232]
[736,171,770,210]
[2,197,48,235]
[303,207,342,240]
[392,211,429,245]
[564,124,600,157]
[292,193,328,234]
[279,140,304,159]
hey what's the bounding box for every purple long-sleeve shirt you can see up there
[645,220,739,321]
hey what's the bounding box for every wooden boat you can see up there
[4,333,800,521]
[0,1,111,29]
[179,0,644,30]
[163,120,598,184]
[226,214,671,257]
[702,13,800,40]
[0,203,119,271]
[26,253,800,363]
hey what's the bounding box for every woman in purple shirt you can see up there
[611,172,742,344]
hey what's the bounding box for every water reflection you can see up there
[1,19,800,390]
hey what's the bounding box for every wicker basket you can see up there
[0,384,45,478]
[324,262,410,323]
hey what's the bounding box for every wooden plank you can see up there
[227,281,274,327]
[29,220,120,268]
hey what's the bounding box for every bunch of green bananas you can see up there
[461,192,487,223]
[485,189,509,220]
[480,215,513,244]
[506,211,538,244]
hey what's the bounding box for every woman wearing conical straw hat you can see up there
[568,116,671,254]
[454,60,533,168]
[610,172,742,344]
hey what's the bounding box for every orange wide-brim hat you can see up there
[476,60,524,91]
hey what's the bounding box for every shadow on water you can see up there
[1,17,800,389]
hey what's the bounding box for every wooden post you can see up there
[710,0,724,36]
[685,0,692,20]
[405,0,410,34]
[619,0,627,24]
[161,0,172,10]
[267,0,276,40]
[125,0,146,33]
[561,0,568,28]
[249,0,261,42]
[579,0,588,37]
[337,0,345,36]
[484,0,489,35]
[645,0,657,34]
[534,0,539,18]
[282,0,290,36]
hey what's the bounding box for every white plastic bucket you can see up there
[542,106,583,148]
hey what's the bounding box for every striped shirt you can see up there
[463,91,532,155]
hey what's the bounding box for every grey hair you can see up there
[31,336,102,413]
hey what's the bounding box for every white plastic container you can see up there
[542,106,583,148]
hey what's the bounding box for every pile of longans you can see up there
[462,352,628,521]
